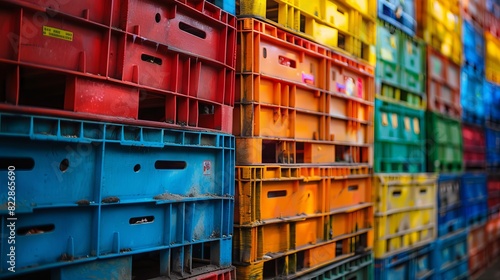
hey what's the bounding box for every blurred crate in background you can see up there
[416,0,462,65]
[468,223,488,279]
[300,252,374,280]
[437,175,465,237]
[462,124,487,170]
[376,20,426,109]
[378,0,417,36]
[485,0,500,38]
[486,126,500,170]
[488,173,500,216]
[374,243,435,280]
[462,173,488,228]
[461,0,486,27]
[373,173,437,258]
[427,48,462,120]
[434,230,469,280]
[237,0,377,64]
[484,81,500,127]
[463,20,486,76]
[374,99,426,173]
[461,68,485,125]
[486,32,500,84]
[426,111,463,173]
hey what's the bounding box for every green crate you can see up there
[426,111,463,172]
[376,20,426,109]
[374,98,426,173]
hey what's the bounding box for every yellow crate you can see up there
[416,0,462,65]
[239,0,377,65]
[372,173,437,258]
[486,32,500,85]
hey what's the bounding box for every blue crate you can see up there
[378,0,417,37]
[463,20,485,75]
[465,200,488,228]
[0,207,98,275]
[433,230,469,280]
[461,173,488,204]
[375,243,435,280]
[461,68,485,125]
[484,81,500,125]
[486,127,500,169]
[207,0,235,14]
[302,253,374,280]
[438,206,466,237]
[438,174,462,211]
[55,256,132,280]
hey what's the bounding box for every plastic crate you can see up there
[488,174,500,215]
[235,165,372,225]
[377,0,417,36]
[375,21,426,109]
[462,124,487,170]
[461,68,485,125]
[234,229,373,279]
[462,173,488,228]
[427,48,462,119]
[374,243,435,280]
[236,18,375,97]
[433,230,469,280]
[437,175,465,237]
[373,173,437,258]
[484,81,500,126]
[300,253,374,280]
[207,0,236,14]
[485,4,500,38]
[486,127,500,170]
[374,99,426,173]
[236,137,372,165]
[426,111,463,173]
[237,0,377,64]
[462,0,486,27]
[486,32,500,85]
[233,204,373,263]
[234,74,374,142]
[468,224,488,279]
[416,0,462,65]
[463,20,485,75]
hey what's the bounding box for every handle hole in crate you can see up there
[0,157,35,170]
[155,13,161,23]
[348,185,359,191]
[278,56,297,68]
[268,190,287,198]
[129,216,155,225]
[179,22,206,39]
[155,160,186,170]
[60,159,69,172]
[18,224,55,236]
[420,189,427,194]
[392,190,402,197]
[134,164,141,172]
[141,54,163,65]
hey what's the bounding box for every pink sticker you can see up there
[302,73,314,85]
[357,78,363,98]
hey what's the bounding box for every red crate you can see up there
[462,123,486,170]
[485,3,500,39]
[112,0,236,68]
[462,0,486,27]
[489,175,500,215]
[469,224,488,279]
[427,47,461,119]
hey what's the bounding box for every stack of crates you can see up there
[485,0,500,272]
[0,1,238,279]
[233,0,376,278]
[374,1,438,279]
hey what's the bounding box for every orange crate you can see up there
[416,0,462,65]
[233,205,373,264]
[236,137,372,165]
[235,165,372,225]
[234,74,374,141]
[427,47,461,119]
[237,18,375,94]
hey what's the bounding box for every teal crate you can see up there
[426,111,464,172]
[376,20,426,109]
[374,98,426,173]
[302,253,374,280]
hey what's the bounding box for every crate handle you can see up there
[348,185,359,191]
[179,22,207,39]
[268,190,287,198]
[155,160,187,169]
[419,189,427,194]
[129,216,155,225]
[141,54,163,65]
[0,157,35,170]
[18,224,55,235]
[278,56,297,68]
[392,190,402,197]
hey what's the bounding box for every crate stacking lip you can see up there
[462,173,488,229]
[374,98,426,173]
[236,17,375,100]
[426,111,464,173]
[433,230,469,280]
[0,113,235,277]
[373,173,437,258]
[234,74,374,143]
[416,0,462,65]
[461,67,485,125]
[237,0,377,65]
[235,165,372,226]
[374,242,435,280]
[377,0,417,37]
[437,174,464,237]
[375,20,426,109]
[0,0,236,133]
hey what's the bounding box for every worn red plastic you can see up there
[462,124,486,170]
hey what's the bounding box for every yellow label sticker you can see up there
[382,113,388,126]
[407,41,413,55]
[43,26,73,41]
[390,36,397,49]
[391,113,398,128]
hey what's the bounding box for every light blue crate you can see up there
[375,243,435,280]
[433,230,469,280]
